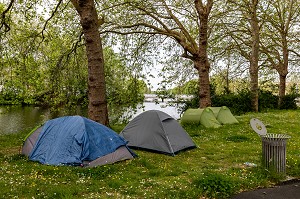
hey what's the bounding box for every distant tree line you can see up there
[173,79,299,115]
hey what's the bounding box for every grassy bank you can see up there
[1,109,300,198]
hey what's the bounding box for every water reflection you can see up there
[0,106,87,134]
[0,106,49,134]
[0,102,182,134]
[130,102,182,120]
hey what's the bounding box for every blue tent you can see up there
[24,116,135,167]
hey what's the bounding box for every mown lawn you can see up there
[1,109,300,198]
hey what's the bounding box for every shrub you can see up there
[182,87,298,116]
[279,94,298,110]
[258,90,278,111]
[211,89,252,115]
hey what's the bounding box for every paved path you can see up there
[232,180,300,199]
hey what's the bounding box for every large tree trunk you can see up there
[194,0,212,108]
[71,0,109,125]
[194,58,211,108]
[249,0,259,112]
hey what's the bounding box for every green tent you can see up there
[208,106,239,125]
[181,108,221,128]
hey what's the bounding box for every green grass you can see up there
[1,109,300,198]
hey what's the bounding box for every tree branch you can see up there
[161,0,198,51]
[289,49,300,58]
[40,0,64,40]
[0,0,15,32]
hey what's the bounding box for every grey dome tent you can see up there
[22,116,136,167]
[119,110,196,156]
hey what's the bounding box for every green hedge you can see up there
[182,88,298,115]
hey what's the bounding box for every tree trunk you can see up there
[278,73,286,107]
[194,0,212,108]
[278,35,289,107]
[71,0,109,125]
[225,61,230,94]
[194,58,211,108]
[249,0,259,112]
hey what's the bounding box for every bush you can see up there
[211,89,252,115]
[279,94,298,110]
[183,87,299,115]
[258,90,278,111]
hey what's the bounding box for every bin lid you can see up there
[262,133,291,140]
[250,118,267,136]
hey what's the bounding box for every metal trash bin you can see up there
[261,134,290,173]
[250,118,291,174]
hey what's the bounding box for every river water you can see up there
[0,106,55,134]
[0,102,182,134]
